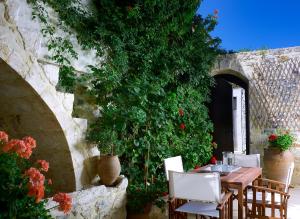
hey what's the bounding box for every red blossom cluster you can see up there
[210,156,217,164]
[53,193,72,213]
[179,123,186,130]
[0,131,8,144]
[25,167,45,203]
[194,165,201,169]
[0,130,72,214]
[2,136,36,159]
[178,108,186,130]
[37,160,49,172]
[268,134,277,142]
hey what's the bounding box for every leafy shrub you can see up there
[29,0,220,212]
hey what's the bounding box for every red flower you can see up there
[53,193,72,214]
[48,179,52,185]
[3,137,36,159]
[0,131,8,144]
[194,165,201,169]
[210,156,217,164]
[25,167,45,203]
[268,134,277,142]
[180,123,186,130]
[161,191,168,196]
[37,160,49,172]
[3,139,32,159]
[23,136,36,149]
[178,108,184,117]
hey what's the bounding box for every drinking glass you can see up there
[227,153,234,166]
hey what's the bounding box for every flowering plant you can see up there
[268,130,294,151]
[0,131,72,218]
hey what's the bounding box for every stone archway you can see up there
[0,58,76,192]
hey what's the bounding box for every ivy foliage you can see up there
[29,0,221,212]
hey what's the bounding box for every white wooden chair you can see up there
[168,171,233,219]
[164,156,184,181]
[245,162,294,219]
[234,153,261,168]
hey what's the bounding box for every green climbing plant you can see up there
[28,0,221,213]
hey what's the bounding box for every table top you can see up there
[197,165,262,188]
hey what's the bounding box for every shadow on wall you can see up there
[0,59,76,193]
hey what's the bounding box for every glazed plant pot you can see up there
[263,147,294,183]
[97,155,121,186]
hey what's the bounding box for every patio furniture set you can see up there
[164,154,294,219]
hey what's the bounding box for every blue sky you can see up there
[197,0,300,51]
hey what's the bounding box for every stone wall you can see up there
[47,177,128,219]
[212,47,300,185]
[0,0,102,191]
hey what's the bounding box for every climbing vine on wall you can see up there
[28,0,221,212]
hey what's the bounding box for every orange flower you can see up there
[0,131,8,144]
[2,139,31,159]
[53,193,72,214]
[23,136,36,149]
[37,160,49,172]
[25,167,45,203]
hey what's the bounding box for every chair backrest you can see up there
[234,154,260,167]
[164,156,184,181]
[168,171,222,203]
[284,162,295,193]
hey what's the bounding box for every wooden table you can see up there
[198,166,262,219]
[220,167,262,219]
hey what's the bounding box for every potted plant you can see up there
[263,130,294,182]
[88,122,121,186]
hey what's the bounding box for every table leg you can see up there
[238,187,244,219]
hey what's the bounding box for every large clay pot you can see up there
[97,155,121,186]
[263,147,294,183]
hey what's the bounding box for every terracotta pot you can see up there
[263,147,294,183]
[97,155,121,186]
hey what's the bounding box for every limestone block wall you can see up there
[212,47,300,185]
[0,0,101,191]
[47,177,128,219]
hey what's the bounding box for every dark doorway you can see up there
[209,74,249,160]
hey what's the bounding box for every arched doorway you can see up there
[0,59,76,192]
[209,73,250,160]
